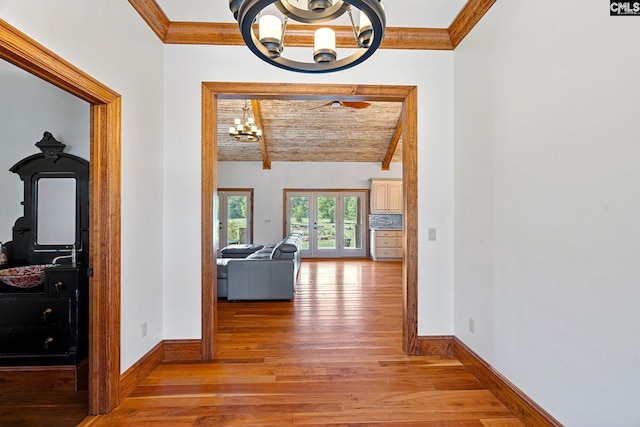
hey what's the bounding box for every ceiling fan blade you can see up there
[309,101,335,110]
[341,101,371,109]
[309,100,372,110]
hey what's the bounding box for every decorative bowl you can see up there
[0,264,55,289]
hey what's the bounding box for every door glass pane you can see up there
[290,196,310,250]
[343,195,362,249]
[317,196,336,250]
[227,195,247,244]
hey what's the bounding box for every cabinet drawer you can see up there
[376,238,397,248]
[0,298,70,326]
[0,326,72,355]
[375,248,399,258]
[46,271,78,296]
[375,230,399,238]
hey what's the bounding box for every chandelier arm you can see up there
[281,16,288,52]
[346,6,363,49]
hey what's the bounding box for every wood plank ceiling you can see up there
[218,99,403,164]
[129,0,496,168]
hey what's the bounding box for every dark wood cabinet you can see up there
[0,266,88,366]
[0,132,89,373]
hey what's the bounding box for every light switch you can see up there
[428,228,436,241]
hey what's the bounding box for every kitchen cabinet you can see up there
[370,229,402,261]
[370,179,403,213]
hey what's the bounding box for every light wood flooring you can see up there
[82,259,524,426]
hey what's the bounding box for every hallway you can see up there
[84,260,523,426]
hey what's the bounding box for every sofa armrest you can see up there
[226,259,295,301]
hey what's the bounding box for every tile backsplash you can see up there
[369,214,402,230]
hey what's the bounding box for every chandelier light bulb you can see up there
[358,9,373,47]
[314,27,336,63]
[259,14,284,58]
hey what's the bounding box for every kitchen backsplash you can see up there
[369,214,402,230]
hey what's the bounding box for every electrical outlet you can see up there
[468,318,475,333]
[141,321,147,338]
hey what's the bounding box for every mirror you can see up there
[36,178,77,245]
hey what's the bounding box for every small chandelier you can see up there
[228,0,386,74]
[229,100,262,142]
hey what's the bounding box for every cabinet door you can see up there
[386,182,403,213]
[371,182,389,213]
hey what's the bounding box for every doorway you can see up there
[217,189,254,254]
[285,190,367,258]
[1,20,121,414]
[201,82,419,359]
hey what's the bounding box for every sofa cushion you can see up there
[221,243,263,258]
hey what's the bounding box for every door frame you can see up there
[1,20,121,414]
[201,82,418,357]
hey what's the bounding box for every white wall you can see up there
[0,60,89,244]
[163,45,455,338]
[217,161,402,243]
[1,0,456,372]
[454,1,640,425]
[0,0,166,371]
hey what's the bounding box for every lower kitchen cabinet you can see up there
[370,229,402,261]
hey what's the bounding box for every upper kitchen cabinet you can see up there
[370,179,403,214]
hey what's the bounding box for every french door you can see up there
[217,189,253,254]
[286,190,367,258]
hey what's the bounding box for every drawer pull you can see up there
[54,281,64,293]
[43,337,54,350]
[41,307,53,322]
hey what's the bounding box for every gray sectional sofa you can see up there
[216,232,303,301]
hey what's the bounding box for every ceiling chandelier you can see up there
[228,0,386,73]
[229,100,262,142]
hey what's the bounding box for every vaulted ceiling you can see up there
[129,0,495,168]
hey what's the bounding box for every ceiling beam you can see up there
[448,0,497,48]
[382,116,403,171]
[129,0,495,51]
[251,99,271,170]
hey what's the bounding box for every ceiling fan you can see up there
[310,100,372,110]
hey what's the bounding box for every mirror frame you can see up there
[6,132,89,266]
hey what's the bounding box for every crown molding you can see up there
[129,0,495,51]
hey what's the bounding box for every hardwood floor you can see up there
[0,390,87,427]
[81,259,524,426]
[0,260,524,426]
